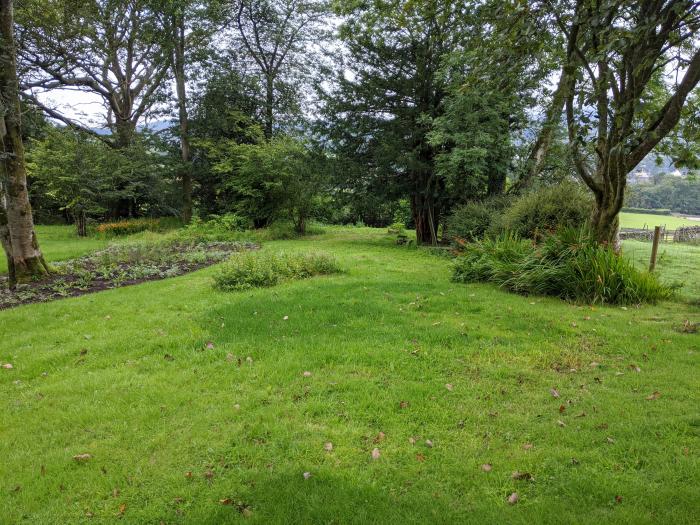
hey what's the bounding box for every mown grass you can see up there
[0,225,109,275]
[619,212,698,230]
[1,227,698,524]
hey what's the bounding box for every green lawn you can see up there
[0,225,108,275]
[1,227,698,524]
[619,212,699,230]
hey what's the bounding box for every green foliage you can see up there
[446,196,511,242]
[620,207,672,216]
[625,176,700,215]
[498,182,593,238]
[213,250,341,291]
[204,137,328,233]
[453,228,672,305]
[27,127,178,224]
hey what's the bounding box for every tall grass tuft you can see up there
[453,228,672,305]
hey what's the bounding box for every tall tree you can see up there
[1,0,49,287]
[164,0,224,222]
[17,0,171,149]
[233,0,327,140]
[555,0,700,246]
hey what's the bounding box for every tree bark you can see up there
[1,0,49,287]
[173,14,193,223]
[265,74,274,140]
[411,193,439,245]
[510,68,568,194]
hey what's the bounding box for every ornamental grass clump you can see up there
[452,228,672,305]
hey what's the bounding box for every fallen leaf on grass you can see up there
[559,404,566,413]
[615,495,623,504]
[324,442,333,452]
[523,443,534,451]
[399,401,409,409]
[283,316,289,321]
[629,364,641,372]
[302,371,312,378]
[507,492,519,505]
[511,471,533,481]
[416,454,425,462]
[371,448,381,460]
[303,472,312,480]
[118,503,126,515]
[73,454,92,462]
[425,439,433,448]
[606,437,615,444]
[205,341,215,350]
[373,432,386,443]
[550,388,560,398]
[646,391,661,400]
[481,463,492,472]
[220,498,232,505]
[445,383,454,391]
[164,354,174,361]
[557,420,566,427]
[2,363,13,369]
[204,470,214,480]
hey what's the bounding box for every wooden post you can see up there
[649,226,662,272]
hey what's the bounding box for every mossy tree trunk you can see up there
[0,0,49,287]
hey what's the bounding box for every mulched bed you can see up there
[0,241,259,310]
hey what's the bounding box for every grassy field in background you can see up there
[1,227,698,524]
[619,212,699,230]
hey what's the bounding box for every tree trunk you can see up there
[511,69,569,193]
[411,193,439,245]
[591,203,621,251]
[173,15,192,223]
[265,74,274,140]
[75,209,87,237]
[1,0,49,287]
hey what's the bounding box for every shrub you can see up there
[95,217,178,237]
[452,228,672,305]
[176,214,252,242]
[213,251,341,291]
[447,196,511,242]
[498,182,593,238]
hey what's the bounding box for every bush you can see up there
[95,217,178,237]
[213,250,341,291]
[498,182,593,238]
[176,214,252,242]
[446,196,511,242]
[452,228,672,305]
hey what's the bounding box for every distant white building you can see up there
[629,169,652,184]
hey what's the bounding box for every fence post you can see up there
[649,226,662,272]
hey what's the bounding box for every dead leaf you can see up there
[2,363,13,369]
[606,437,615,444]
[550,388,560,398]
[523,443,534,451]
[283,316,289,321]
[557,420,566,427]
[559,404,566,413]
[408,437,416,445]
[512,471,533,481]
[302,371,312,377]
[112,488,120,498]
[416,453,426,462]
[615,495,623,504]
[646,391,661,400]
[373,432,386,444]
[205,341,215,350]
[204,470,214,480]
[371,448,381,460]
[445,383,454,391]
[164,354,174,361]
[425,439,434,448]
[399,401,409,409]
[220,498,232,505]
[629,364,641,373]
[324,442,333,452]
[481,463,492,472]
[118,503,126,515]
[303,472,312,480]
[507,492,519,505]
[73,454,92,462]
